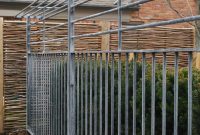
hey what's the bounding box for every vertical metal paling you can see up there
[85,53,88,135]
[27,54,30,129]
[38,55,40,135]
[58,55,61,135]
[27,54,31,129]
[68,0,75,134]
[43,54,46,135]
[62,55,65,134]
[67,56,70,135]
[57,55,60,135]
[133,53,137,135]
[125,53,129,135]
[50,55,53,135]
[46,55,48,135]
[73,27,76,135]
[62,55,64,135]
[39,54,43,134]
[57,55,59,135]
[89,53,93,135]
[81,54,84,135]
[64,54,68,135]
[94,54,98,135]
[44,54,49,134]
[162,52,167,135]
[54,55,56,135]
[36,55,38,133]
[61,55,64,134]
[188,52,192,135]
[43,54,46,134]
[74,54,77,135]
[36,55,38,134]
[142,53,146,135]
[77,54,80,135]
[118,53,122,135]
[33,55,36,132]
[111,53,115,135]
[58,54,62,135]
[174,52,179,135]
[41,54,44,135]
[52,56,54,135]
[46,54,49,134]
[47,55,49,135]
[151,53,156,135]
[52,55,54,135]
[99,54,103,135]
[61,55,63,135]
[38,55,41,134]
[105,53,109,135]
[36,55,43,134]
[55,55,58,135]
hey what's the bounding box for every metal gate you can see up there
[16,0,200,135]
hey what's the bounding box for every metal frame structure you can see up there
[16,0,200,135]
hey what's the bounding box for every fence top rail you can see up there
[73,15,200,39]
[27,48,200,55]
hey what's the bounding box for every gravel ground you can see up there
[7,129,29,135]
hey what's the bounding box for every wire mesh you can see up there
[27,53,68,135]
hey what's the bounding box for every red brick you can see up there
[131,0,198,28]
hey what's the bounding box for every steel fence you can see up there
[26,50,195,135]
[15,0,200,135]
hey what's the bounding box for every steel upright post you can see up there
[118,1,122,135]
[68,0,75,135]
[26,16,31,53]
[26,16,31,132]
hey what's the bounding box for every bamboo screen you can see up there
[110,24,195,66]
[2,20,195,131]
[3,20,101,132]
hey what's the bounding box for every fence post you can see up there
[0,17,4,134]
[99,21,110,59]
[195,53,200,68]
[194,27,200,68]
[68,0,75,135]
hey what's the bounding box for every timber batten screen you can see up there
[16,0,200,135]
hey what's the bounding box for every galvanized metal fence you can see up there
[15,0,200,135]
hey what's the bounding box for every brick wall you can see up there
[131,0,198,28]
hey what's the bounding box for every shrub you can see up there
[97,62,200,135]
[56,60,200,134]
